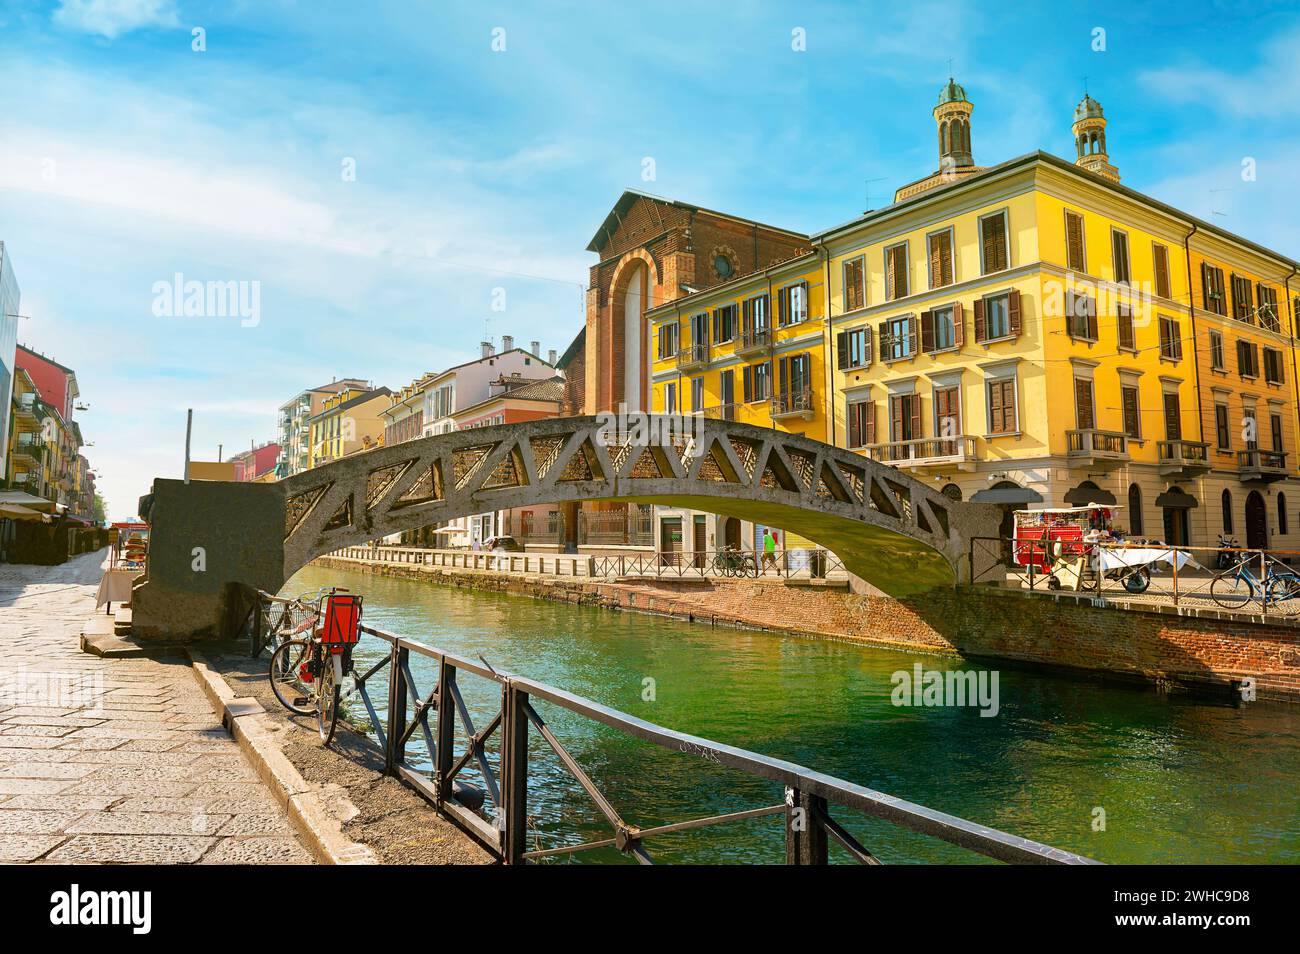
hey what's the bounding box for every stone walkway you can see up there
[0,550,313,864]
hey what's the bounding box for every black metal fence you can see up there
[246,590,1098,865]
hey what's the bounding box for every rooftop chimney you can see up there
[481,341,495,358]
[547,349,557,365]
[502,335,514,352]
[530,340,540,356]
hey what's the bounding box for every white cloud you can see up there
[53,0,179,39]
[1140,27,1300,120]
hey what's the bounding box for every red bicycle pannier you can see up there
[320,592,362,652]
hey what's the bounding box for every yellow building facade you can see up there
[646,81,1300,552]
[307,387,391,468]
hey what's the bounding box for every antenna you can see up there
[863,176,887,213]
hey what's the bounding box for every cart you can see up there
[1012,505,1124,591]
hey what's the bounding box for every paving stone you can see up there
[200,836,312,864]
[0,735,65,749]
[0,793,119,812]
[215,812,294,836]
[113,794,280,815]
[66,811,231,836]
[0,762,100,780]
[62,779,198,798]
[48,835,215,864]
[0,809,84,834]
[0,835,65,862]
[0,778,75,795]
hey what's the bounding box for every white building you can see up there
[0,243,21,482]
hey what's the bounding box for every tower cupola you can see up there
[1072,94,1120,183]
[934,77,974,171]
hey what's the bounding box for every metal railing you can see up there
[335,545,597,577]
[1066,429,1128,458]
[737,326,772,354]
[968,536,1300,619]
[864,435,977,465]
[593,546,846,581]
[242,589,1098,865]
[676,341,709,369]
[1238,448,1288,473]
[770,388,814,419]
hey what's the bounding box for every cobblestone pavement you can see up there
[0,550,314,864]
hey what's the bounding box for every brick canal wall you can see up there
[311,555,1300,703]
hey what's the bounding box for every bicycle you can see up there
[268,588,363,744]
[711,547,757,578]
[247,587,328,659]
[1210,554,1300,615]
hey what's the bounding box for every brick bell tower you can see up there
[1073,93,1120,183]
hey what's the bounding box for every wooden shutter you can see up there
[1122,386,1140,438]
[982,214,1007,272]
[1153,244,1171,299]
[742,364,753,402]
[864,402,876,445]
[886,247,898,300]
[1118,305,1135,350]
[847,401,860,448]
[989,380,1004,431]
[920,310,935,353]
[952,302,965,346]
[863,326,874,366]
[836,331,849,370]
[1164,392,1182,441]
[1065,211,1085,272]
[909,394,922,440]
[929,232,952,287]
[890,396,904,441]
[1216,404,1230,449]
[1086,295,1098,341]
[711,310,720,343]
[1201,263,1213,313]
[1075,378,1094,429]
[1008,290,1021,338]
[973,298,986,342]
[935,387,959,437]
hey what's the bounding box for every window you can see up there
[885,243,909,300]
[719,369,735,416]
[1230,273,1254,323]
[979,211,1009,274]
[1074,377,1095,429]
[1064,210,1086,273]
[1215,403,1231,450]
[836,327,873,370]
[843,257,865,311]
[711,304,738,343]
[778,353,812,399]
[880,315,917,362]
[690,312,709,351]
[1271,412,1285,454]
[1128,484,1144,536]
[889,393,922,442]
[1257,284,1280,332]
[1222,489,1234,534]
[663,382,677,415]
[1117,304,1135,351]
[1279,492,1289,536]
[1209,331,1225,371]
[742,294,770,334]
[657,322,680,359]
[778,282,808,326]
[691,377,704,412]
[934,386,961,439]
[1121,385,1141,439]
[975,290,1021,342]
[846,398,875,449]
[927,229,954,288]
[1163,391,1182,441]
[1111,229,1131,284]
[742,362,772,402]
[1066,290,1099,341]
[1237,340,1259,379]
[1152,243,1171,299]
[1202,263,1226,316]
[1264,347,1285,385]
[713,254,733,279]
[1158,315,1183,361]
[921,304,962,353]
[1243,406,1258,450]
[987,378,1018,434]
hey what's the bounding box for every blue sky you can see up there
[2,0,1298,519]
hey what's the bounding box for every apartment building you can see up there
[275,378,370,477]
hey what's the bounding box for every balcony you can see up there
[676,342,710,372]
[770,388,815,422]
[735,326,773,357]
[1066,429,1129,468]
[1238,448,1289,483]
[864,436,979,471]
[701,402,738,422]
[1157,439,1211,477]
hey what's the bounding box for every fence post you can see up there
[501,681,530,865]
[434,658,453,809]
[1260,549,1268,616]
[1171,547,1179,606]
[784,786,828,864]
[385,643,409,775]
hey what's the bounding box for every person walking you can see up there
[760,528,778,574]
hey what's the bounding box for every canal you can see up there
[286,562,1300,864]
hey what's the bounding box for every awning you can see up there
[0,504,46,522]
[1155,487,1199,509]
[970,487,1044,504]
[1064,486,1118,506]
[0,490,57,513]
[431,525,470,535]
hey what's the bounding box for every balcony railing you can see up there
[676,341,710,371]
[770,388,814,421]
[864,435,978,468]
[1066,429,1129,465]
[1157,439,1211,476]
[701,402,739,421]
[1239,448,1289,481]
[735,326,772,356]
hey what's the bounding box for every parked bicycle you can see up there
[249,586,328,659]
[711,546,757,578]
[1215,535,1241,571]
[1210,554,1300,614]
[268,588,364,744]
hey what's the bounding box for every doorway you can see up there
[693,514,708,569]
[1162,507,1190,546]
[719,516,742,550]
[1245,491,1267,550]
[659,517,683,567]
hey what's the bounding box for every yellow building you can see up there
[647,79,1300,552]
[307,386,391,468]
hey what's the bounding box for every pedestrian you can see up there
[761,528,778,573]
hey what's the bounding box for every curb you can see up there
[186,647,377,865]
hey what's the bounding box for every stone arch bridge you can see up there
[131,416,1001,640]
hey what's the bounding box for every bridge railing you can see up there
[245,587,1098,865]
[968,535,1300,619]
[592,547,848,582]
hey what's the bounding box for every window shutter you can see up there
[1201,263,1212,312]
[864,402,876,445]
[1164,392,1182,441]
[1122,387,1140,439]
[1075,378,1094,430]
[836,331,849,370]
[952,303,965,346]
[974,298,987,342]
[909,395,922,441]
[920,310,935,353]
[847,401,860,449]
[1065,212,1085,272]
[1087,296,1098,340]
[890,396,905,442]
[982,214,1007,272]
[1008,289,1022,337]
[863,326,874,366]
[1153,244,1171,299]
[1118,305,1133,350]
[989,380,1003,429]
[743,365,753,402]
[886,249,897,300]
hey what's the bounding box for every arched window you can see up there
[1222,489,1234,535]
[1128,484,1144,536]
[941,483,963,502]
[1279,492,1289,535]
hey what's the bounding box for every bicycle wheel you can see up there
[1267,576,1300,617]
[318,653,342,745]
[270,639,316,715]
[1210,573,1255,610]
[1123,568,1150,594]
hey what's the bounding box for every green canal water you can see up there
[286,563,1300,864]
